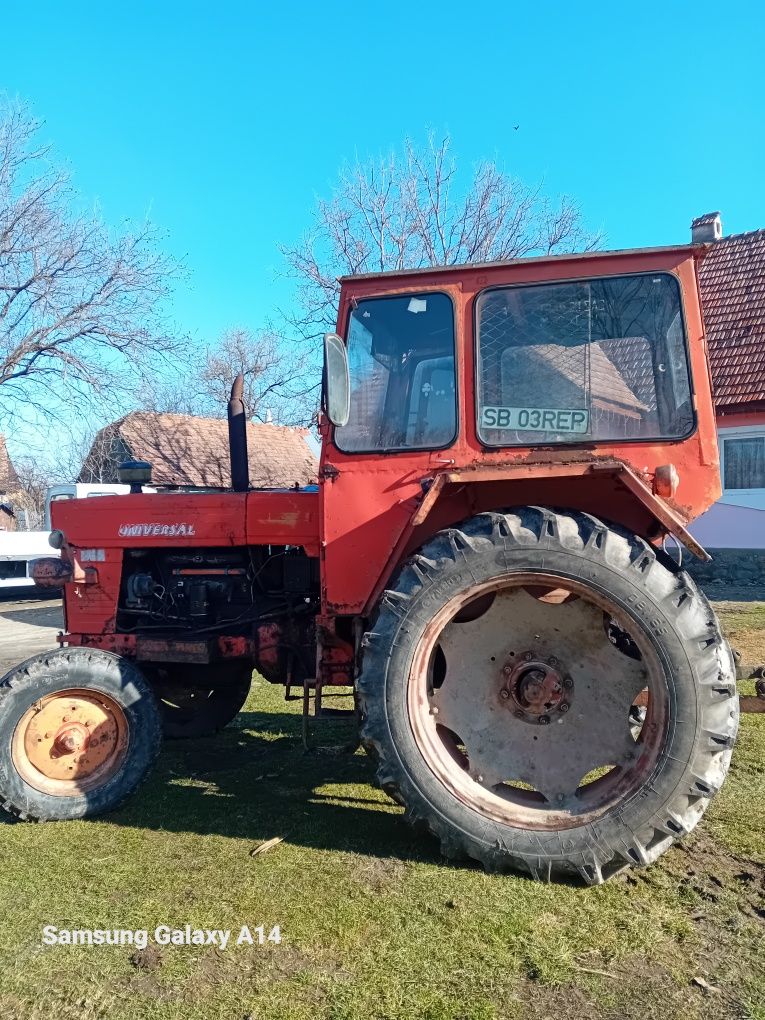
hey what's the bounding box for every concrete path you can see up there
[0,596,63,676]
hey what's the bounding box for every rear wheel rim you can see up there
[407,573,669,831]
[11,688,128,797]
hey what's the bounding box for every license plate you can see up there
[481,406,590,433]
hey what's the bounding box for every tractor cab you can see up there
[319,244,720,615]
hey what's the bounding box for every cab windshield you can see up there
[335,292,457,453]
[476,273,694,446]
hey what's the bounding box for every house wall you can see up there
[687,410,765,543]
[684,409,765,586]
[714,410,765,511]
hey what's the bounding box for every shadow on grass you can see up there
[111,705,444,866]
[706,587,765,603]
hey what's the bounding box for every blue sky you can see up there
[2,1,764,417]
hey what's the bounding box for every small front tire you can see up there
[0,649,162,821]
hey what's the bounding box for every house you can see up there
[0,504,15,532]
[79,412,318,489]
[686,213,765,574]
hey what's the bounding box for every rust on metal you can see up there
[613,465,711,561]
[11,689,128,796]
[411,575,664,829]
[136,638,212,664]
[504,654,569,724]
[30,557,73,588]
[438,460,710,561]
[411,472,448,527]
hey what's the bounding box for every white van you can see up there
[44,482,155,530]
[0,484,158,593]
[0,530,58,591]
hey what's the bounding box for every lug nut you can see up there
[500,689,510,700]
[514,710,525,720]
[539,715,550,725]
[524,652,533,661]
[562,677,573,690]
[549,656,558,667]
[430,706,439,716]
[503,665,513,676]
[559,703,569,713]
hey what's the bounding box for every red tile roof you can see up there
[698,229,765,409]
[81,413,317,489]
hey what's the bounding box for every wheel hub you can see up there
[413,579,657,825]
[52,721,90,756]
[503,654,571,724]
[11,689,128,794]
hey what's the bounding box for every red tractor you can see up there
[0,243,738,884]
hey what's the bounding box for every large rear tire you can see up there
[358,508,739,884]
[0,649,161,821]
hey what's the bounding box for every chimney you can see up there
[691,211,722,243]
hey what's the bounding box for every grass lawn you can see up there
[0,603,763,1020]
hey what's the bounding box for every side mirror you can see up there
[323,333,350,428]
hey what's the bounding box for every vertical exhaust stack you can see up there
[227,374,250,492]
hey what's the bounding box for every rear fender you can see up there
[363,460,709,616]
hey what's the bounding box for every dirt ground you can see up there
[0,594,63,676]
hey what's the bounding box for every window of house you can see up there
[722,434,765,490]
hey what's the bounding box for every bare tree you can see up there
[199,328,316,424]
[0,100,183,429]
[138,327,317,426]
[282,133,601,340]
[9,455,55,528]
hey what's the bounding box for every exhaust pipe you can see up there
[227,374,250,492]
